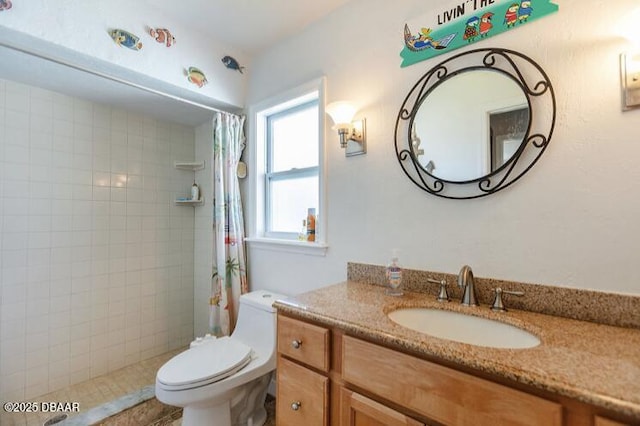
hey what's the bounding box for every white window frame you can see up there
[246,77,328,256]
[265,100,319,240]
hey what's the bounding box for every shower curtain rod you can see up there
[0,41,234,116]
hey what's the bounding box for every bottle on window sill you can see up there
[306,208,316,242]
[298,220,307,241]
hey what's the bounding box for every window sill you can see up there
[245,237,328,256]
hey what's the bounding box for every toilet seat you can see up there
[157,337,253,391]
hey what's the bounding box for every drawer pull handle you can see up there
[291,339,302,349]
[291,401,302,411]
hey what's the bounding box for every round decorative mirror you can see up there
[395,48,555,199]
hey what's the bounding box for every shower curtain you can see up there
[210,112,248,336]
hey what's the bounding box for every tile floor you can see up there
[0,349,183,426]
[1,347,276,426]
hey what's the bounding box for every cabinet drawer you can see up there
[342,335,563,426]
[277,356,329,426]
[278,314,330,372]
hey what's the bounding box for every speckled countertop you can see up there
[274,281,640,420]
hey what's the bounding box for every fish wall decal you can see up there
[109,29,143,51]
[0,0,12,11]
[187,67,208,88]
[221,56,245,74]
[149,27,176,47]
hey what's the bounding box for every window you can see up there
[266,101,319,238]
[248,78,327,253]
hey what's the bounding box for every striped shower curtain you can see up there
[210,112,248,336]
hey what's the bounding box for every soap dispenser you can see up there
[385,249,403,296]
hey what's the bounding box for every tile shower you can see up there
[0,79,196,403]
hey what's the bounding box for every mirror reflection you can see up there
[411,70,529,182]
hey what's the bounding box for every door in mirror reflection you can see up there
[489,106,529,172]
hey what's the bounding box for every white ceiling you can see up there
[145,0,355,55]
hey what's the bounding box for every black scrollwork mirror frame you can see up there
[394,48,556,200]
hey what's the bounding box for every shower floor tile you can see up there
[0,348,183,426]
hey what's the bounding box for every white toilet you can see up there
[155,290,285,426]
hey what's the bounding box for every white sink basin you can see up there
[387,308,540,349]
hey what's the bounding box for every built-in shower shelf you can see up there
[174,197,204,206]
[174,161,205,171]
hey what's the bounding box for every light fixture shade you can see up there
[325,101,357,129]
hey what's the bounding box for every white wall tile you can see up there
[1,267,27,286]
[25,330,49,353]
[3,216,28,233]
[30,131,53,151]
[5,88,30,113]
[29,164,52,182]
[3,199,28,217]
[29,182,53,201]
[0,353,25,377]
[3,180,31,203]
[0,79,196,402]
[2,283,26,304]
[3,163,29,181]
[53,135,73,153]
[31,97,53,119]
[29,199,51,216]
[5,144,29,163]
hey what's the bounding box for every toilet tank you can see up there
[231,290,286,351]
[238,290,283,313]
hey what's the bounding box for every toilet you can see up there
[155,290,285,426]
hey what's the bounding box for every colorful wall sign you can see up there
[400,0,559,68]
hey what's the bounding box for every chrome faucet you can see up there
[457,265,478,306]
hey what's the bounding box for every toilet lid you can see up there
[157,337,253,388]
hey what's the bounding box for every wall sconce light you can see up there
[621,52,640,110]
[325,101,367,156]
[619,7,640,111]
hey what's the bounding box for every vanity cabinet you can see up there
[276,312,637,426]
[276,315,330,425]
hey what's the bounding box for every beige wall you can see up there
[244,0,640,295]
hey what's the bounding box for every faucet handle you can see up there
[491,287,524,312]
[427,278,449,302]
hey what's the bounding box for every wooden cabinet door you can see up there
[342,335,563,426]
[277,356,329,426]
[594,416,631,426]
[340,387,425,426]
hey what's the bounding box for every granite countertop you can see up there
[274,281,640,419]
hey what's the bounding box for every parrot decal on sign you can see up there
[518,0,534,23]
[504,3,519,27]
